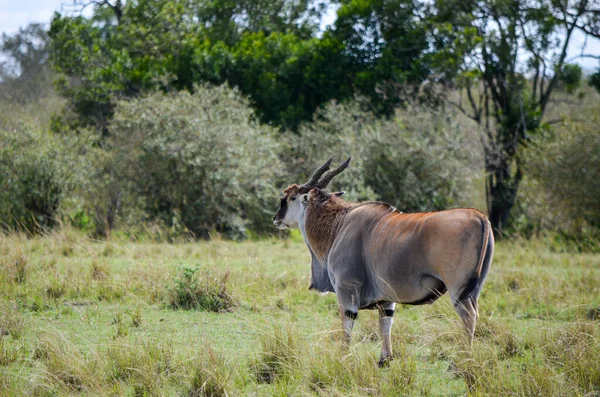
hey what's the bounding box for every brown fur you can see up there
[304,189,352,260]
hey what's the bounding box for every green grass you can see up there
[0,230,599,395]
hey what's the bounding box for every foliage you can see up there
[558,63,583,94]
[285,100,478,211]
[107,85,282,239]
[46,0,600,236]
[589,67,600,94]
[332,0,432,115]
[360,107,475,211]
[165,265,235,312]
[198,31,353,130]
[0,23,54,104]
[49,0,341,131]
[0,126,70,233]
[522,102,600,234]
[430,0,600,234]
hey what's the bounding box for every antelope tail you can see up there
[457,218,494,304]
[476,219,492,278]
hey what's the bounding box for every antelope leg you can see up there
[378,302,395,367]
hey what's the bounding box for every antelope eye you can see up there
[290,197,297,201]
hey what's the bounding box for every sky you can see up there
[1,0,599,72]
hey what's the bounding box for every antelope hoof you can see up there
[378,356,393,368]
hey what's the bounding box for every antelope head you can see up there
[273,156,350,230]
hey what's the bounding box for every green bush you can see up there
[0,126,70,233]
[361,107,475,212]
[521,99,600,238]
[558,64,583,94]
[284,100,478,211]
[108,85,283,239]
[165,266,235,312]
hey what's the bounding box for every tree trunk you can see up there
[486,158,523,237]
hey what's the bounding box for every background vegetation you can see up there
[1,0,599,241]
[1,1,599,394]
[0,231,598,395]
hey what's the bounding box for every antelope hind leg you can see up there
[453,297,478,347]
[378,302,395,367]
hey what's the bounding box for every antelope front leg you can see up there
[378,302,395,367]
[337,288,359,346]
[340,307,357,345]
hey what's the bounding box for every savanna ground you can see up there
[1,229,599,396]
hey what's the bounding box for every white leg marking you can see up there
[379,316,393,360]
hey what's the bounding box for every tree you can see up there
[49,0,335,132]
[431,0,600,235]
[558,63,583,93]
[590,67,600,93]
[0,23,54,103]
[331,0,432,115]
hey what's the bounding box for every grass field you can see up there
[1,229,599,396]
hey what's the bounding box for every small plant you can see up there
[165,266,235,312]
[106,337,174,393]
[586,306,600,320]
[0,302,25,339]
[251,324,300,384]
[305,342,380,394]
[130,306,142,328]
[61,243,74,257]
[90,260,110,281]
[380,353,417,395]
[45,277,65,299]
[34,332,101,393]
[188,347,231,397]
[14,254,28,284]
[0,338,19,366]
[111,312,128,339]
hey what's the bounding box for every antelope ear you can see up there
[332,191,345,197]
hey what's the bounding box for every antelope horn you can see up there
[316,157,351,188]
[301,155,333,188]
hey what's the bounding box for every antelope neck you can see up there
[304,200,352,260]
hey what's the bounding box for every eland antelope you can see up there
[273,157,494,366]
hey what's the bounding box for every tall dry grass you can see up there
[0,231,598,395]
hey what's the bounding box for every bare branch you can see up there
[448,100,480,124]
[540,14,579,113]
[565,53,600,62]
[466,84,481,123]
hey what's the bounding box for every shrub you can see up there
[558,64,583,94]
[522,99,600,238]
[0,126,65,233]
[284,100,478,210]
[108,85,283,239]
[165,266,236,311]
